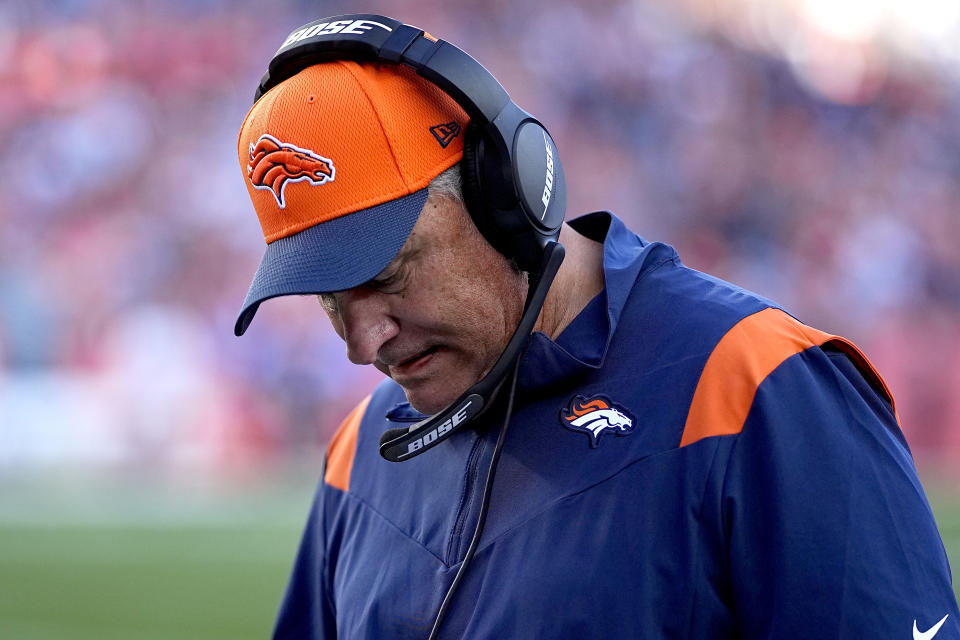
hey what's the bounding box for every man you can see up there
[234,14,959,640]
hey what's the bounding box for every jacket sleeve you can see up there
[721,345,960,638]
[272,470,338,640]
[273,395,371,638]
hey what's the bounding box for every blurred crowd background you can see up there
[1,0,959,482]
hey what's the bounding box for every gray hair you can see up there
[427,164,463,203]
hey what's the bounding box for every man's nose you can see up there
[335,289,399,366]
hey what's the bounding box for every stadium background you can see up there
[1,0,958,637]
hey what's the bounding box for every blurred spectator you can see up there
[1,0,958,475]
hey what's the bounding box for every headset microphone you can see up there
[379,241,564,461]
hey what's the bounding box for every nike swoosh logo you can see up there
[914,614,949,640]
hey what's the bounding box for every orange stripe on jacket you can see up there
[679,308,897,448]
[324,395,371,492]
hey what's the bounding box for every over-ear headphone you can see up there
[254,13,566,272]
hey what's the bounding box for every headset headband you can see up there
[257,16,506,120]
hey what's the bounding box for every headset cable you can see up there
[426,354,522,640]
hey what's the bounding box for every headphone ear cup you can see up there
[460,122,489,235]
[460,122,525,265]
[460,121,559,272]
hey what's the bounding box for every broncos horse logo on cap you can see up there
[247,134,335,208]
[560,395,635,448]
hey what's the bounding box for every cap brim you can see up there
[235,188,428,336]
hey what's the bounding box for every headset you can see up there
[255,14,567,462]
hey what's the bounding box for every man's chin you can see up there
[399,377,472,416]
[402,389,457,417]
[398,366,492,417]
[393,357,488,416]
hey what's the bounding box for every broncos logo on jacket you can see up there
[560,395,635,447]
[247,134,335,208]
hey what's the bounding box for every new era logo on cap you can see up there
[247,134,335,209]
[430,121,461,148]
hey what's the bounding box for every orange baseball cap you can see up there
[234,61,467,336]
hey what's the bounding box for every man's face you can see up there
[319,196,527,415]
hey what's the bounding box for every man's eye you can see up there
[370,270,404,292]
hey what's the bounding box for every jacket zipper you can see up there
[445,433,488,565]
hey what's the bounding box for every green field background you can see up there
[0,471,313,640]
[1,471,958,639]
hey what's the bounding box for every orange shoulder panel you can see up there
[324,395,371,492]
[679,307,897,448]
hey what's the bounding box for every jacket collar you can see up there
[515,211,661,393]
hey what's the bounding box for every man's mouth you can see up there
[391,346,440,375]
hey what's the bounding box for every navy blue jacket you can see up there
[274,212,959,639]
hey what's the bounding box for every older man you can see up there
[234,14,959,640]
